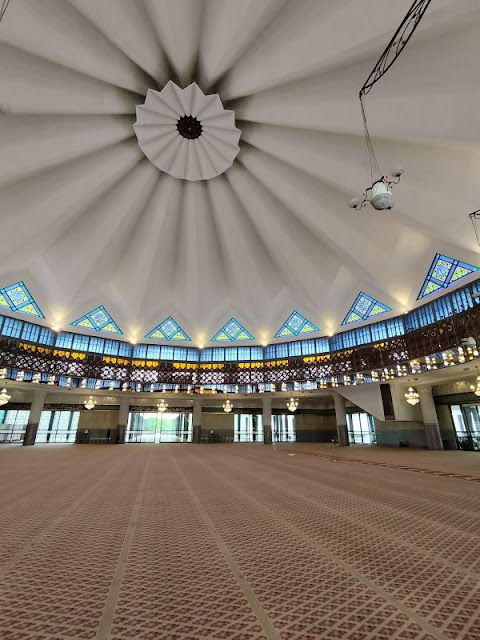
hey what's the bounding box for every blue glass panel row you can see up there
[0,278,478,362]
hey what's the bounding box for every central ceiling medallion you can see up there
[134,81,241,181]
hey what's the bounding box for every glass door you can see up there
[272,414,296,442]
[347,412,376,444]
[234,414,263,442]
[450,405,480,450]
[126,412,193,443]
[0,410,29,443]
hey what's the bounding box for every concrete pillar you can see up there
[333,393,349,446]
[193,398,202,443]
[116,398,129,444]
[418,385,444,450]
[263,396,272,444]
[23,388,47,446]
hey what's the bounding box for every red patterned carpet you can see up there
[0,444,479,640]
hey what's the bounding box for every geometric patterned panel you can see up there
[274,311,319,338]
[146,317,190,340]
[71,305,122,334]
[417,253,478,299]
[211,318,254,341]
[342,292,392,325]
[0,281,44,318]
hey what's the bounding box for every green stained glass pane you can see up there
[425,281,441,294]
[7,287,28,306]
[102,323,118,333]
[432,259,451,281]
[78,318,94,329]
[300,323,315,333]
[280,326,294,336]
[0,294,10,308]
[237,331,250,340]
[215,331,230,341]
[151,329,166,338]
[369,305,385,316]
[450,266,471,282]
[18,303,40,316]
[172,331,186,339]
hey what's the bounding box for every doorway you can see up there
[126,412,193,443]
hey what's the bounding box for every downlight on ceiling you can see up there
[134,81,240,181]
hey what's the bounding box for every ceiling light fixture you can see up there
[0,387,11,407]
[223,399,233,413]
[157,399,168,413]
[349,1,431,211]
[404,386,420,405]
[84,396,97,410]
[287,397,298,412]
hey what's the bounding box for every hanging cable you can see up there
[0,0,12,23]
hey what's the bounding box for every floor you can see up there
[0,444,479,640]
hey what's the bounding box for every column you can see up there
[193,397,202,443]
[23,388,47,446]
[116,398,129,444]
[263,396,272,444]
[333,393,349,446]
[418,385,443,450]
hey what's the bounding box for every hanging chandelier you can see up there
[404,386,420,405]
[287,397,298,412]
[470,375,480,397]
[84,396,97,410]
[0,387,11,407]
[223,399,233,413]
[157,399,168,413]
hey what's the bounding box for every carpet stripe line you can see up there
[94,453,151,640]
[187,448,452,640]
[0,451,136,581]
[168,448,282,640]
[225,448,480,578]
[233,447,480,538]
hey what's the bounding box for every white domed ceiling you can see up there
[1,0,480,344]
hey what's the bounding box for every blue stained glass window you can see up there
[250,347,263,360]
[315,337,330,353]
[301,339,316,355]
[146,317,190,341]
[265,345,275,359]
[186,348,198,362]
[275,311,319,338]
[133,345,147,359]
[88,337,105,353]
[118,342,132,357]
[55,332,73,349]
[370,322,388,342]
[211,318,254,342]
[288,342,301,356]
[160,346,174,360]
[146,345,160,360]
[342,292,392,325]
[1,317,22,338]
[0,281,44,318]
[174,347,187,361]
[212,348,224,362]
[276,343,288,358]
[39,327,55,346]
[225,347,238,361]
[72,334,89,351]
[200,348,212,362]
[104,340,119,356]
[72,306,122,334]
[237,347,251,361]
[21,323,39,343]
[418,253,478,299]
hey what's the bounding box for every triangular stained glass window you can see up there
[417,253,478,299]
[274,311,319,338]
[342,292,391,325]
[72,306,122,334]
[146,317,190,341]
[211,318,254,342]
[0,282,44,318]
